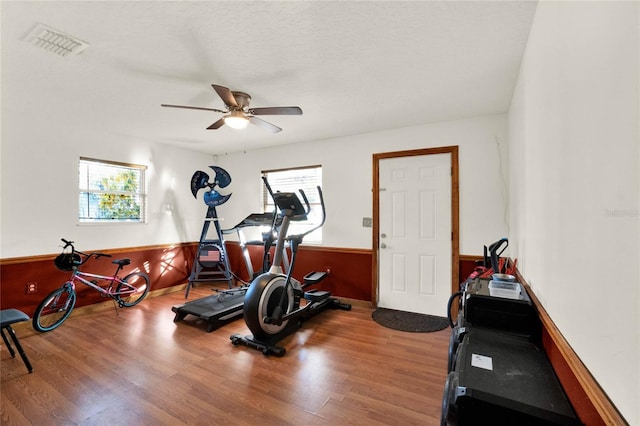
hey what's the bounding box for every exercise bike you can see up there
[230,186,351,356]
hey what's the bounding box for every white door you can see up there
[378,153,452,316]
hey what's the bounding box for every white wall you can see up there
[0,127,214,257]
[508,2,639,424]
[1,111,508,259]
[216,114,509,254]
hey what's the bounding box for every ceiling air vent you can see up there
[24,23,89,58]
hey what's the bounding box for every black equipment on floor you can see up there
[171,286,246,332]
[441,328,579,425]
[448,235,537,336]
[446,265,539,373]
[185,166,234,298]
[171,211,282,332]
[459,277,537,337]
[448,236,537,338]
[171,166,236,331]
[173,176,286,332]
[230,185,351,356]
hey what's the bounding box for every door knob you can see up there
[381,243,387,249]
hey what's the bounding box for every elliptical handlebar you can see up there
[291,186,325,240]
[297,189,312,216]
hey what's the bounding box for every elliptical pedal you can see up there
[303,289,330,302]
[303,271,327,285]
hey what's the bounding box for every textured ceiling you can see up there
[1,1,537,155]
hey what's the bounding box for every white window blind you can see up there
[79,158,147,223]
[262,165,323,243]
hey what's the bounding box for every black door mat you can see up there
[372,308,449,333]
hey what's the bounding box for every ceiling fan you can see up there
[161,84,302,133]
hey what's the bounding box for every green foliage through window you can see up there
[79,158,146,223]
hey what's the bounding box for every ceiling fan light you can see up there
[225,112,249,130]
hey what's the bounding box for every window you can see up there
[262,165,323,243]
[79,158,146,223]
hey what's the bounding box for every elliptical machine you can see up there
[230,185,351,356]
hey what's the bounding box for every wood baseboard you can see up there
[514,268,626,425]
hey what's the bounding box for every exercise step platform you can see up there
[303,289,330,302]
[303,271,327,285]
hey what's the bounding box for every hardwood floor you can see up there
[1,286,450,425]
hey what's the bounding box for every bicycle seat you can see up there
[112,258,131,266]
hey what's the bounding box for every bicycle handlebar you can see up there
[60,238,112,266]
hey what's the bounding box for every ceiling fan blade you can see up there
[207,117,226,130]
[212,84,238,107]
[248,106,303,116]
[248,116,282,133]
[161,104,226,113]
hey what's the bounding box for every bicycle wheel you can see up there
[33,286,76,332]
[116,272,150,307]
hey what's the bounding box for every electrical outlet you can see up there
[26,282,37,294]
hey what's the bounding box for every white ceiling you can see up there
[1,1,537,155]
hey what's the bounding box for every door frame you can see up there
[371,146,460,308]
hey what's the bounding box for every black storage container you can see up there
[462,278,538,337]
[441,328,580,426]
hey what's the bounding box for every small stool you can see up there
[1,309,33,373]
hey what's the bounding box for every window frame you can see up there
[262,165,323,243]
[78,157,147,224]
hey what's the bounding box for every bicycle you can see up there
[32,239,151,332]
